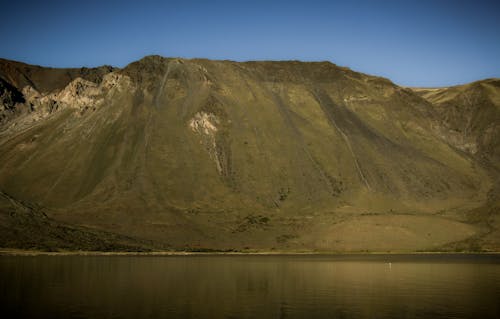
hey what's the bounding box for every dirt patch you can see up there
[310,214,478,252]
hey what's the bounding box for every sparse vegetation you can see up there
[278,187,290,201]
[276,234,298,244]
[0,56,498,252]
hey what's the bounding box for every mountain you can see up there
[0,56,498,252]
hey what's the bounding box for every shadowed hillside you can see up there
[0,56,498,252]
[412,80,500,251]
[0,190,153,251]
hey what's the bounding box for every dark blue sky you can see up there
[1,0,499,87]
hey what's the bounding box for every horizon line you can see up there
[1,54,498,89]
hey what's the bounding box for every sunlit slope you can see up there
[413,79,500,251]
[0,56,495,251]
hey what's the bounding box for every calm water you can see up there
[1,254,500,318]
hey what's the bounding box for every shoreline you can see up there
[1,249,500,257]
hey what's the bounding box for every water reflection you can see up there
[1,255,499,318]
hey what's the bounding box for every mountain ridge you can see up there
[0,56,498,252]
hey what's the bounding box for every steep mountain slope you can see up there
[0,56,497,251]
[413,80,500,251]
[413,79,500,169]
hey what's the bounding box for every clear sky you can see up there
[1,0,499,87]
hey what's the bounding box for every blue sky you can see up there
[1,0,499,87]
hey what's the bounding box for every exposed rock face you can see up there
[0,58,115,93]
[0,56,499,252]
[0,78,25,124]
[0,78,24,109]
[413,79,500,169]
[1,72,132,134]
[189,112,224,173]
